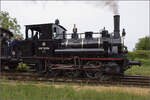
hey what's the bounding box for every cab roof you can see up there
[25,23,67,31]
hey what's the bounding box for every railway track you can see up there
[0,72,150,87]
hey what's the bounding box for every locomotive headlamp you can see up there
[42,42,46,46]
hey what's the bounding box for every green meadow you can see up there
[0,80,150,100]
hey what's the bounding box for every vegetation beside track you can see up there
[125,58,150,76]
[0,79,150,100]
[127,50,150,59]
[125,50,150,76]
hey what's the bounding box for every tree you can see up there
[136,36,150,50]
[0,11,23,38]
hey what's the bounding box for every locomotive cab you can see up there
[25,22,67,40]
[18,20,67,57]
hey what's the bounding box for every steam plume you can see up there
[31,0,119,15]
[102,0,119,15]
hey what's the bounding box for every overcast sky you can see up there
[1,1,149,51]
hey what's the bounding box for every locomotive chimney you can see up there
[114,15,120,38]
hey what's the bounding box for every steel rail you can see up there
[0,72,150,87]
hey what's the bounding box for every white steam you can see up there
[102,0,119,15]
[31,0,119,15]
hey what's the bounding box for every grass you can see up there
[127,50,150,59]
[125,50,150,76]
[125,58,150,76]
[0,79,150,100]
[125,65,150,76]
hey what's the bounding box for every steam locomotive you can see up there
[0,15,140,79]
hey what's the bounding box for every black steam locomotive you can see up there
[0,15,140,78]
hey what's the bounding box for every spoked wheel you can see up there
[84,71,111,81]
[95,71,103,79]
[85,70,97,79]
[72,70,82,78]
[64,70,73,78]
[60,70,72,81]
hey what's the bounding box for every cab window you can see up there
[52,25,66,40]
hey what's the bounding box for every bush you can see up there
[127,50,150,59]
[136,36,150,50]
[16,62,30,71]
[126,51,150,76]
[4,66,9,70]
